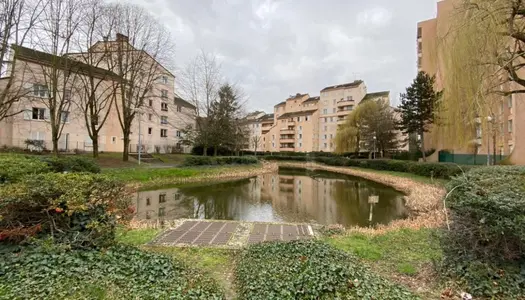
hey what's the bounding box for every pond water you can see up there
[134,167,408,227]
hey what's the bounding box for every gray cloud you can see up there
[130,0,437,111]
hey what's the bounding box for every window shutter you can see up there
[23,110,31,120]
[44,109,50,120]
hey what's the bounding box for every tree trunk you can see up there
[214,146,218,156]
[203,145,208,156]
[492,132,497,165]
[92,136,99,158]
[52,137,59,156]
[123,135,130,161]
[420,132,426,162]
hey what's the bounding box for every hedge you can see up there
[182,155,258,166]
[235,240,417,300]
[0,155,50,184]
[440,166,525,298]
[0,173,133,248]
[40,156,101,173]
[263,156,472,179]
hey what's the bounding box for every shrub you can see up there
[0,244,223,299]
[440,166,525,298]
[24,139,46,151]
[40,156,101,173]
[0,155,51,184]
[182,155,258,166]
[235,240,417,300]
[0,173,133,248]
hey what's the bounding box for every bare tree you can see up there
[178,51,222,156]
[71,0,120,158]
[251,135,262,155]
[0,0,45,122]
[28,0,85,154]
[99,3,175,161]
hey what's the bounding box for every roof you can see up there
[321,80,364,92]
[302,96,320,103]
[246,111,265,118]
[260,113,274,121]
[361,91,390,102]
[277,109,317,120]
[274,101,286,107]
[12,45,121,80]
[174,96,196,109]
[287,93,308,100]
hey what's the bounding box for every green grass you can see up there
[116,228,161,246]
[152,153,190,165]
[349,167,449,186]
[103,167,201,182]
[326,228,442,277]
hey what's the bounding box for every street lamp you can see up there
[487,116,493,166]
[133,108,144,165]
[373,135,377,159]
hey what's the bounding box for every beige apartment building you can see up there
[417,0,525,164]
[244,80,397,153]
[0,35,196,154]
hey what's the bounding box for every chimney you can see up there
[116,33,129,42]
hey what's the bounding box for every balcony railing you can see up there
[280,129,295,135]
[337,99,354,107]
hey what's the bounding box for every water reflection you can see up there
[134,168,408,227]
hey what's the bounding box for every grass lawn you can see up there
[152,153,191,165]
[345,166,449,186]
[326,228,442,298]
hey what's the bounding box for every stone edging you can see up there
[277,162,446,234]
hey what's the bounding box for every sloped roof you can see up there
[260,113,274,121]
[361,91,390,102]
[321,80,363,92]
[302,96,320,103]
[12,45,121,80]
[274,101,286,107]
[174,96,196,109]
[277,109,317,120]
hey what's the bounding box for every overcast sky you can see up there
[130,0,437,112]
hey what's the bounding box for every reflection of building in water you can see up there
[135,188,192,221]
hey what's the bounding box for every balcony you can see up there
[336,110,351,117]
[280,147,295,152]
[280,129,295,135]
[337,100,355,107]
[280,138,295,143]
[337,118,347,126]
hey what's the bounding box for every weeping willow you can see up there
[432,0,508,151]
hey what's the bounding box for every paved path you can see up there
[149,219,315,248]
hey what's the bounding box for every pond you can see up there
[134,167,408,227]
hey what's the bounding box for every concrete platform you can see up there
[149,219,315,248]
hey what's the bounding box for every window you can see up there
[148,127,152,135]
[161,89,168,98]
[158,207,165,217]
[299,134,302,139]
[418,57,422,68]
[160,129,168,137]
[149,99,153,107]
[323,108,327,114]
[417,27,422,38]
[33,84,48,97]
[174,193,181,201]
[330,134,333,139]
[297,117,301,122]
[161,76,168,84]
[146,197,151,206]
[508,95,513,108]
[305,116,309,121]
[333,99,336,105]
[299,142,302,148]
[32,108,46,120]
[508,120,513,133]
[111,136,117,144]
[347,96,353,101]
[160,116,168,125]
[324,143,327,149]
[148,114,153,121]
[176,105,182,112]
[299,126,302,130]
[176,131,182,137]
[323,134,327,140]
[324,118,327,123]
[330,117,334,122]
[332,108,336,113]
[161,102,168,111]
[61,111,69,123]
[159,194,166,203]
[64,89,71,102]
[418,41,422,53]
[324,125,327,131]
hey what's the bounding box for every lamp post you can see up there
[487,116,493,166]
[373,135,377,159]
[134,109,143,165]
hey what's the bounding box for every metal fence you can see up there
[438,150,506,165]
[0,138,106,153]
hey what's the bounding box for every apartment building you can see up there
[417,0,525,164]
[244,80,397,153]
[0,34,196,154]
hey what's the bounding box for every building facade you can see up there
[245,80,399,153]
[0,35,196,154]
[417,0,525,164]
